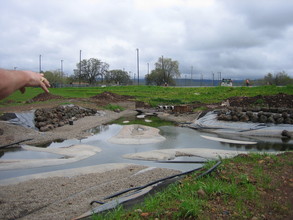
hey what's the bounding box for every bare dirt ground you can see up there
[0,92,293,220]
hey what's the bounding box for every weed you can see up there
[103,104,125,111]
[254,98,265,105]
[111,116,174,128]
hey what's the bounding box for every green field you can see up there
[1,85,292,107]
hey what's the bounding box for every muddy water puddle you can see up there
[1,123,292,180]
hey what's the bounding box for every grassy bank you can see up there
[92,152,293,220]
[1,85,293,107]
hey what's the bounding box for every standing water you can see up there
[1,120,292,180]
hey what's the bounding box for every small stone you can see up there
[259,115,267,123]
[197,189,206,198]
[140,212,150,217]
[281,130,291,138]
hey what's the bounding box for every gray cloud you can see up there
[0,0,292,80]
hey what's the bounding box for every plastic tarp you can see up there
[8,111,36,129]
[190,111,293,138]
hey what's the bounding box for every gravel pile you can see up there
[34,105,97,132]
[217,107,293,124]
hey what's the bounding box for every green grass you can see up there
[1,85,293,107]
[91,153,291,220]
[103,104,125,111]
[111,116,175,128]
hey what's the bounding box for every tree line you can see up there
[43,56,181,86]
[43,56,292,87]
[256,71,293,86]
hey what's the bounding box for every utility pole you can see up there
[39,54,42,73]
[147,62,150,75]
[212,72,214,86]
[161,55,165,83]
[79,50,82,85]
[218,72,221,85]
[134,73,136,85]
[136,48,139,85]
[61,60,63,75]
[191,66,193,86]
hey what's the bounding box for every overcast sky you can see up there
[1,0,293,80]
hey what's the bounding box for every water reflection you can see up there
[1,124,292,180]
[1,148,61,160]
[1,125,292,160]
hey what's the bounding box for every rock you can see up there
[259,115,267,123]
[240,114,249,122]
[246,111,253,118]
[40,125,52,132]
[35,121,47,128]
[0,113,17,121]
[284,118,292,124]
[58,122,65,127]
[282,112,289,118]
[197,189,206,198]
[257,111,264,117]
[34,105,96,131]
[267,116,275,124]
[251,115,259,122]
[276,117,284,124]
[281,130,291,138]
[273,113,281,120]
[217,107,293,125]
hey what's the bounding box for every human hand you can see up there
[19,71,50,94]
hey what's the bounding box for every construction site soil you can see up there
[226,93,293,108]
[0,92,292,220]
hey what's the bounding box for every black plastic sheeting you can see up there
[75,161,221,219]
[7,111,36,129]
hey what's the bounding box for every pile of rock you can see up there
[34,105,97,132]
[217,107,293,124]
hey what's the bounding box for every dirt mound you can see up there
[90,91,134,101]
[227,93,293,108]
[27,93,64,103]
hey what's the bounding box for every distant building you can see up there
[221,79,233,87]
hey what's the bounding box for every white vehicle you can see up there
[221,78,233,87]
